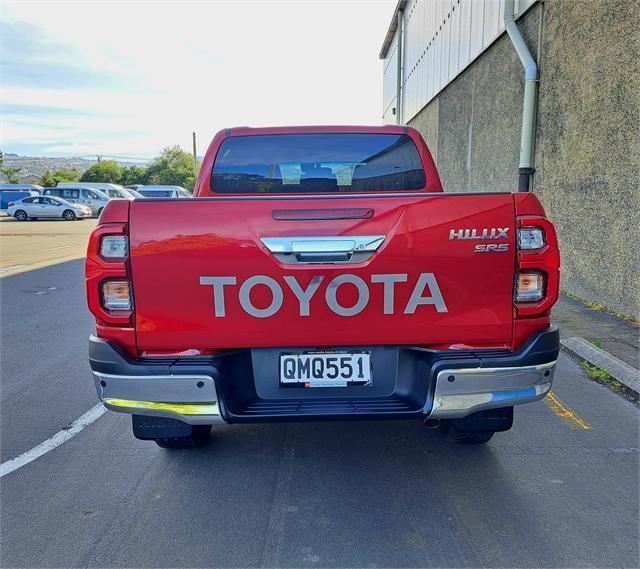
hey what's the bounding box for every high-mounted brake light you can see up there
[101,281,132,310]
[515,271,546,302]
[518,227,545,250]
[100,235,128,259]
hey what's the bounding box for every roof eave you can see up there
[378,0,407,59]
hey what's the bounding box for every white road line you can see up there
[0,403,107,478]
[0,264,26,273]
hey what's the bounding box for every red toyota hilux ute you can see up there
[86,125,560,448]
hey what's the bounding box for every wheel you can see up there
[154,425,212,449]
[97,207,104,217]
[14,210,28,221]
[62,209,76,221]
[448,427,494,445]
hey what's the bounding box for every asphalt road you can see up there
[1,248,639,567]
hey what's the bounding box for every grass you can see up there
[580,361,638,406]
[561,290,638,324]
[591,339,603,349]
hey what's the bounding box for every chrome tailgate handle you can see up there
[261,236,385,264]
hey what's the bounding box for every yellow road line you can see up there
[545,391,593,430]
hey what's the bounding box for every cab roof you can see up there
[226,125,408,137]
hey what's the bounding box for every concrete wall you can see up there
[408,0,640,317]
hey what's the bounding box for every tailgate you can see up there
[129,194,516,351]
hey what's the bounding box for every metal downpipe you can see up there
[503,0,539,192]
[396,8,404,125]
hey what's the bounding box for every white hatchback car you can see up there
[8,196,92,221]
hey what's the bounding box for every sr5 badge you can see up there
[475,244,509,253]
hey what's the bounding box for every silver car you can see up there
[8,196,92,221]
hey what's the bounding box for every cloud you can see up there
[0,20,121,90]
[0,103,106,118]
[1,0,397,158]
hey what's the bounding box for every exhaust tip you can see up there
[424,419,441,429]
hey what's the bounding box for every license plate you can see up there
[279,352,372,388]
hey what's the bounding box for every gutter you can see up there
[503,0,539,192]
[379,0,407,60]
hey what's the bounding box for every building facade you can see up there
[380,0,639,318]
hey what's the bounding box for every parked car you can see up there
[136,185,192,198]
[8,196,92,221]
[58,182,126,195]
[56,182,142,200]
[86,125,560,449]
[43,187,109,216]
[103,187,143,200]
[1,188,40,211]
[0,183,43,192]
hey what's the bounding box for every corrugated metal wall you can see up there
[382,0,537,123]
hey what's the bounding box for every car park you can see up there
[8,196,92,221]
[136,185,192,198]
[43,187,109,217]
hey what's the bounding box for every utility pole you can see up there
[192,132,198,178]
[97,155,102,163]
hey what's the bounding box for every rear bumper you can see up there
[89,327,559,425]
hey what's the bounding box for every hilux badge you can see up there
[449,228,509,240]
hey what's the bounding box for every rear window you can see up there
[211,133,426,193]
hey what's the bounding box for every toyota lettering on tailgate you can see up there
[200,273,448,318]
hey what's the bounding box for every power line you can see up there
[78,154,152,162]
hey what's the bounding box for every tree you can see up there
[120,165,148,186]
[1,165,22,183]
[145,146,198,191]
[80,160,123,183]
[41,168,80,187]
[0,149,23,183]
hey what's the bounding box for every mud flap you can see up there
[132,414,194,440]
[452,406,514,432]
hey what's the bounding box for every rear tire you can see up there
[97,207,104,218]
[14,210,27,221]
[154,425,212,449]
[62,209,76,221]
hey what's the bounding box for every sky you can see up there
[0,0,397,159]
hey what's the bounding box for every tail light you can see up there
[517,227,545,250]
[85,200,134,350]
[515,215,560,317]
[516,271,545,302]
[101,281,132,310]
[8,201,14,207]
[100,236,128,259]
